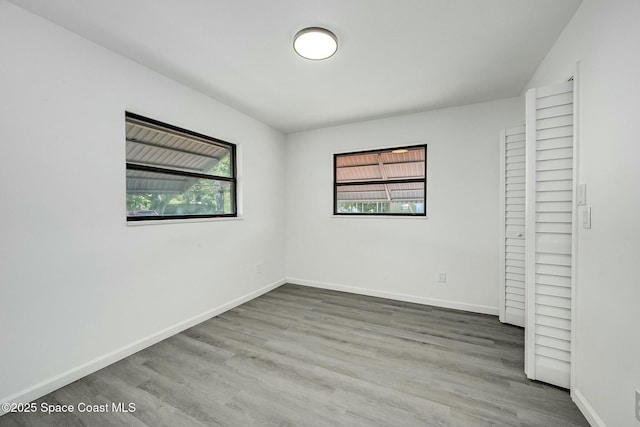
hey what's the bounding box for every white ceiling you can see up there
[10,0,581,133]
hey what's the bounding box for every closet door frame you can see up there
[569,64,580,395]
[499,129,507,324]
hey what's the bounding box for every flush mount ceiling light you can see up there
[293,27,338,60]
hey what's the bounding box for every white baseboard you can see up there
[0,279,285,415]
[572,388,606,427]
[286,278,499,316]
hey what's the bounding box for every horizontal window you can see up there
[125,112,237,221]
[334,145,426,216]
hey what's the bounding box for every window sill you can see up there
[331,214,428,220]
[126,216,243,226]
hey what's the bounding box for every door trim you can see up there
[524,88,537,378]
[569,63,580,396]
[499,129,507,324]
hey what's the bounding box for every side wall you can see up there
[285,98,523,314]
[0,2,286,405]
[524,1,640,426]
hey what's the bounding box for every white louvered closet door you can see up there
[525,81,575,389]
[499,126,526,327]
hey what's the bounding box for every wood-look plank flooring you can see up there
[1,284,588,426]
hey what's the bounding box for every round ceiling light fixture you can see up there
[293,27,338,60]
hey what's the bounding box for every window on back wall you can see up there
[334,145,426,216]
[125,112,237,221]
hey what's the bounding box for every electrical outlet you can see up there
[635,389,640,421]
[438,273,447,283]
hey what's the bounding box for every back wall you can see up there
[285,98,523,313]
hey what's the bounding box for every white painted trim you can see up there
[126,216,244,226]
[287,278,499,316]
[570,64,580,394]
[498,129,507,323]
[524,87,537,379]
[331,215,428,220]
[573,388,607,427]
[0,278,285,414]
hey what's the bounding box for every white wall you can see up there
[524,1,640,426]
[285,99,523,314]
[0,1,286,405]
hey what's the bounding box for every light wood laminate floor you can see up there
[1,284,588,426]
